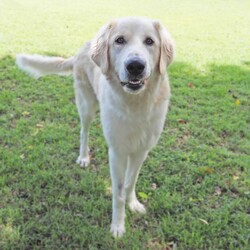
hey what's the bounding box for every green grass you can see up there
[0,0,250,249]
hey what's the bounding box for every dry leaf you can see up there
[233,175,240,180]
[233,172,240,180]
[235,99,240,105]
[178,119,188,124]
[198,167,214,176]
[36,123,44,128]
[187,82,195,88]
[106,186,112,194]
[166,241,178,250]
[22,111,30,117]
[147,239,162,249]
[205,167,214,174]
[177,131,190,147]
[229,188,240,198]
[214,186,222,196]
[199,218,209,225]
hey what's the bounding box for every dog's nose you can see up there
[126,59,145,76]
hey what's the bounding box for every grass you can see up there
[0,0,250,249]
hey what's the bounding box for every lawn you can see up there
[0,0,250,249]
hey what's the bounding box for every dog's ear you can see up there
[90,21,115,74]
[154,21,175,75]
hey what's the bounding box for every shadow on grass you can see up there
[1,55,250,249]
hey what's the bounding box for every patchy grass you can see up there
[0,0,250,249]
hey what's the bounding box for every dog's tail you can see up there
[16,54,74,78]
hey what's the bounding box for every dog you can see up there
[16,17,174,237]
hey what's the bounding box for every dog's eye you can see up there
[115,36,126,45]
[145,37,154,46]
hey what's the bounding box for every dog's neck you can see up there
[104,73,169,113]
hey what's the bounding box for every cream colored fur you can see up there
[16,17,174,237]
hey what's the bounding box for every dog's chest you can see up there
[101,99,169,153]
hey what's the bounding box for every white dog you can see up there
[16,17,174,237]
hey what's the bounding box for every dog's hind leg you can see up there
[75,78,98,167]
[125,150,148,214]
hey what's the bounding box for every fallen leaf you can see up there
[233,171,241,180]
[36,123,44,128]
[198,167,214,175]
[166,241,178,250]
[211,202,220,209]
[20,154,25,159]
[205,167,214,174]
[233,175,240,180]
[178,119,188,124]
[22,111,30,117]
[199,218,209,225]
[214,186,222,196]
[229,188,240,198]
[235,99,240,105]
[187,82,195,88]
[177,131,190,147]
[150,183,157,190]
[194,176,203,184]
[138,192,148,200]
[147,239,162,249]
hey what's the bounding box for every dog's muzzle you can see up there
[121,79,144,91]
[121,58,146,91]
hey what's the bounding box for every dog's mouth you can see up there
[121,79,145,91]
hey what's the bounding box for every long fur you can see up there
[16,54,74,78]
[16,17,174,238]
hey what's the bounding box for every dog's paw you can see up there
[76,155,90,167]
[128,199,146,214]
[110,223,125,238]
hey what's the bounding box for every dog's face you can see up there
[91,17,174,95]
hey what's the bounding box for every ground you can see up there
[0,0,249,249]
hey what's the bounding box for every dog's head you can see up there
[91,17,174,95]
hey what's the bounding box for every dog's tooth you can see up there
[128,80,143,85]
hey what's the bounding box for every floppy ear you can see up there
[90,21,115,74]
[154,21,175,75]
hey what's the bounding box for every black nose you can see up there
[126,59,145,76]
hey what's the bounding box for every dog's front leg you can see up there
[125,150,148,214]
[109,148,128,237]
